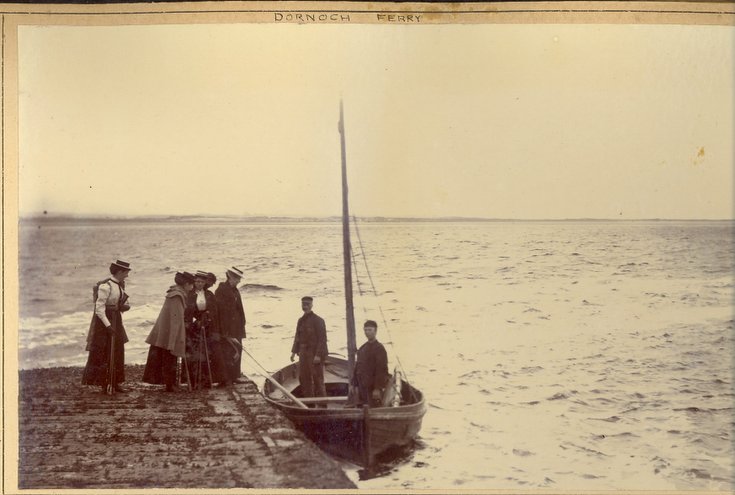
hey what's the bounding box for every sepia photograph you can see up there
[3,1,734,492]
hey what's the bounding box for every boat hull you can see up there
[263,356,426,466]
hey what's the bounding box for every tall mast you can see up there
[339,100,357,376]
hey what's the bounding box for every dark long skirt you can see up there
[82,312,125,387]
[202,336,229,385]
[218,337,242,383]
[142,345,178,389]
[185,323,225,388]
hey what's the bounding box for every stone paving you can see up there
[17,365,356,490]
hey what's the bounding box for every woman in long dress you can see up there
[142,271,195,392]
[82,259,132,392]
[185,271,224,388]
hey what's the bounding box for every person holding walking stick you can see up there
[185,271,221,389]
[82,259,132,394]
[143,271,195,392]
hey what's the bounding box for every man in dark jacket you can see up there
[290,296,328,398]
[214,266,246,385]
[351,320,389,407]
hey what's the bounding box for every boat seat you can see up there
[278,396,348,404]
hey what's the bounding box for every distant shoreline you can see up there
[18,215,735,224]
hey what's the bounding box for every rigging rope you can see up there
[351,216,414,389]
[351,237,365,303]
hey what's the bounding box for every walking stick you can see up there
[106,316,117,395]
[182,355,193,392]
[176,357,181,388]
[196,324,204,390]
[203,330,213,388]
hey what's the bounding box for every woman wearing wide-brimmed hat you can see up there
[82,259,132,393]
[143,271,195,392]
[184,271,224,388]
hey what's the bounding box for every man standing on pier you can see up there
[215,266,247,386]
[290,296,328,398]
[82,259,132,393]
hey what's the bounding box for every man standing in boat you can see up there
[215,266,247,386]
[290,296,328,398]
[351,320,389,407]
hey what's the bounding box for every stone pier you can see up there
[16,365,356,490]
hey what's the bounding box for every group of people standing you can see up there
[141,265,247,391]
[82,262,247,393]
[82,259,392,407]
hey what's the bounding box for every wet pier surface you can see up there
[17,365,356,490]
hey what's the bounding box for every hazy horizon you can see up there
[19,212,735,222]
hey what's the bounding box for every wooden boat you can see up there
[263,355,426,466]
[262,102,426,467]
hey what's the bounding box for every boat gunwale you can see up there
[263,395,427,419]
[263,384,426,414]
[262,357,426,419]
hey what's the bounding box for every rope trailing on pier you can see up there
[238,344,308,409]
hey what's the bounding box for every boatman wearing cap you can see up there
[82,259,132,393]
[214,266,247,386]
[290,296,328,398]
[350,320,389,407]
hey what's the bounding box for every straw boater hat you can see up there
[226,266,245,280]
[110,259,132,271]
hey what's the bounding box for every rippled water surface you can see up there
[17,219,735,490]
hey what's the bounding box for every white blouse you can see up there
[94,278,124,327]
[195,290,207,311]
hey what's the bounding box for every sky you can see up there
[17,22,735,219]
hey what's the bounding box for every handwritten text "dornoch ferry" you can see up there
[274,13,351,22]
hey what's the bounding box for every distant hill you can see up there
[18,214,733,224]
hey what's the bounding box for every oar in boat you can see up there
[235,342,308,409]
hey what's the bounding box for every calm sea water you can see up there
[17,219,735,490]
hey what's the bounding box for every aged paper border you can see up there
[2,2,733,494]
